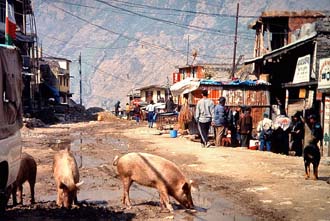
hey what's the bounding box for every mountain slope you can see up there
[33,0,330,108]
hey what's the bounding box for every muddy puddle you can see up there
[34,183,256,221]
[7,186,256,221]
[48,133,129,169]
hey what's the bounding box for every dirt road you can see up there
[4,118,330,221]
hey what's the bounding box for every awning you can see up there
[16,32,35,43]
[244,34,317,65]
[170,77,200,96]
[282,81,318,88]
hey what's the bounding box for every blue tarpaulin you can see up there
[200,79,270,86]
[44,82,60,103]
[200,79,222,86]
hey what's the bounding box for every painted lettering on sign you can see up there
[318,58,330,90]
[293,55,310,84]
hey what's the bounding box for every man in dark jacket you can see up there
[213,97,228,146]
[308,114,323,146]
[237,107,253,148]
[165,96,176,113]
[290,112,304,156]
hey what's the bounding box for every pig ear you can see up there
[75,181,84,189]
[182,182,189,191]
[59,182,68,190]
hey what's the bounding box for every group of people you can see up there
[121,97,177,128]
[195,90,240,147]
[195,90,252,148]
[195,90,324,154]
[256,110,324,156]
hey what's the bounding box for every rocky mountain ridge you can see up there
[33,0,330,108]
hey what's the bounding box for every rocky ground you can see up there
[3,117,330,221]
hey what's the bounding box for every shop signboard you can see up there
[318,58,330,90]
[324,96,330,156]
[293,55,310,84]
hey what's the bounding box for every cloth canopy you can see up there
[170,77,200,96]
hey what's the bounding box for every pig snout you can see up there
[58,181,83,208]
[53,149,82,208]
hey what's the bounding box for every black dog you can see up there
[304,144,321,180]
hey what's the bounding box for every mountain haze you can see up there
[33,0,330,108]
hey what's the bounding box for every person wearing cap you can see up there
[257,113,273,151]
[308,114,323,146]
[195,90,215,148]
[290,112,304,156]
[213,96,229,147]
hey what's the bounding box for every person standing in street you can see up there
[133,103,141,124]
[195,90,214,148]
[290,112,304,156]
[237,107,253,148]
[213,97,228,147]
[308,114,323,147]
[146,100,156,128]
[165,96,176,113]
[257,113,273,151]
[114,101,120,117]
[232,106,242,146]
[125,103,131,120]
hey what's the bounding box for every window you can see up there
[192,67,197,78]
[146,90,153,102]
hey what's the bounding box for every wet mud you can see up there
[3,120,287,220]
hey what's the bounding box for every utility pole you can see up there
[79,52,82,105]
[186,35,190,65]
[231,3,239,78]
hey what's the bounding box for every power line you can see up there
[43,2,240,62]
[39,32,140,50]
[45,1,188,57]
[41,0,253,67]
[93,0,248,36]
[108,0,259,18]
[48,0,255,39]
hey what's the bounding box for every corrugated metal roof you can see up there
[244,33,317,64]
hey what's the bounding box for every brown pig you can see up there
[53,148,83,208]
[113,152,194,211]
[12,152,37,205]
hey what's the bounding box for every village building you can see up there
[170,63,270,136]
[244,10,330,155]
[135,84,170,104]
[0,0,38,114]
[41,57,72,105]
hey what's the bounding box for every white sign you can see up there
[293,55,310,84]
[318,58,330,90]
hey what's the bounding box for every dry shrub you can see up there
[97,111,116,121]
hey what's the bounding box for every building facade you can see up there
[244,10,330,155]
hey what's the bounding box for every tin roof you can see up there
[244,33,317,64]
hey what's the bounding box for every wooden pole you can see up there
[231,3,239,78]
[79,52,82,105]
